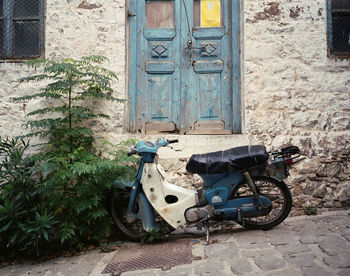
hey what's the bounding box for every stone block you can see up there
[240,248,279,258]
[161,267,193,276]
[286,252,316,268]
[323,255,350,269]
[275,243,311,256]
[312,184,326,198]
[195,260,231,276]
[254,255,286,270]
[205,242,238,259]
[338,268,350,276]
[230,258,253,274]
[318,233,350,256]
[301,266,332,276]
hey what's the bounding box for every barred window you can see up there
[328,0,350,57]
[0,0,44,60]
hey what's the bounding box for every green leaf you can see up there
[42,230,49,241]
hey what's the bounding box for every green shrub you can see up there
[341,198,350,208]
[1,56,136,257]
[304,206,317,216]
[0,137,57,257]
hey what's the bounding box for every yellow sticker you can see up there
[201,0,221,27]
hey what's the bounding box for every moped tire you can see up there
[110,190,143,242]
[231,176,292,230]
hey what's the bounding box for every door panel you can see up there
[128,0,241,134]
[135,0,180,133]
[199,73,220,118]
[149,75,172,120]
[182,0,232,134]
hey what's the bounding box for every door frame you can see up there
[124,0,242,134]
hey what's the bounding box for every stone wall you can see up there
[0,0,126,140]
[243,0,350,213]
[0,0,349,213]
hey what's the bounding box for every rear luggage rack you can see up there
[269,146,301,166]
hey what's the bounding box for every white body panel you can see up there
[141,163,196,229]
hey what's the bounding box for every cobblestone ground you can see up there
[1,211,349,276]
[153,211,350,276]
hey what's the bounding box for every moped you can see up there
[111,139,301,242]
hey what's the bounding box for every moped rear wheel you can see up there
[232,176,292,230]
[111,190,143,242]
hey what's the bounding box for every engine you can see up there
[185,205,213,223]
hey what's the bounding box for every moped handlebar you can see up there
[127,148,138,156]
[167,139,179,144]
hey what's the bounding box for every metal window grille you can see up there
[0,0,44,60]
[329,0,350,56]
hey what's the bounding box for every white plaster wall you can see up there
[0,0,126,140]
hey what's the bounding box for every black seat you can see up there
[186,145,269,174]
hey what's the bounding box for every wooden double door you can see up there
[127,0,241,134]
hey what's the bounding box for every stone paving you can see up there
[0,210,349,276]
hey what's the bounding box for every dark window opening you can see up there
[0,0,44,60]
[329,0,350,57]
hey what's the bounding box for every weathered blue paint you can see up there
[327,0,333,53]
[192,27,225,39]
[127,160,144,217]
[182,0,233,133]
[128,0,241,134]
[146,61,175,73]
[264,159,289,180]
[136,191,159,232]
[113,160,158,232]
[213,196,272,219]
[127,0,138,131]
[193,60,224,73]
[231,0,242,133]
[144,28,176,40]
[205,186,229,206]
[113,179,134,190]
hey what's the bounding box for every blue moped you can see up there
[111,139,301,242]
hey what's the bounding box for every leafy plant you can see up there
[141,229,165,244]
[8,56,134,251]
[13,55,123,154]
[304,206,317,216]
[101,139,139,181]
[341,197,350,208]
[0,137,57,257]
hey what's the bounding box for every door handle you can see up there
[128,10,136,17]
[185,40,205,52]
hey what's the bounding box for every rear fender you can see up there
[249,162,288,181]
[264,161,289,180]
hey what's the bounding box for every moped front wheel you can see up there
[111,190,143,242]
[232,176,292,230]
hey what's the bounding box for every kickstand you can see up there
[205,222,210,245]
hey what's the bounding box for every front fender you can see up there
[113,179,134,190]
[113,180,159,232]
[137,192,159,232]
